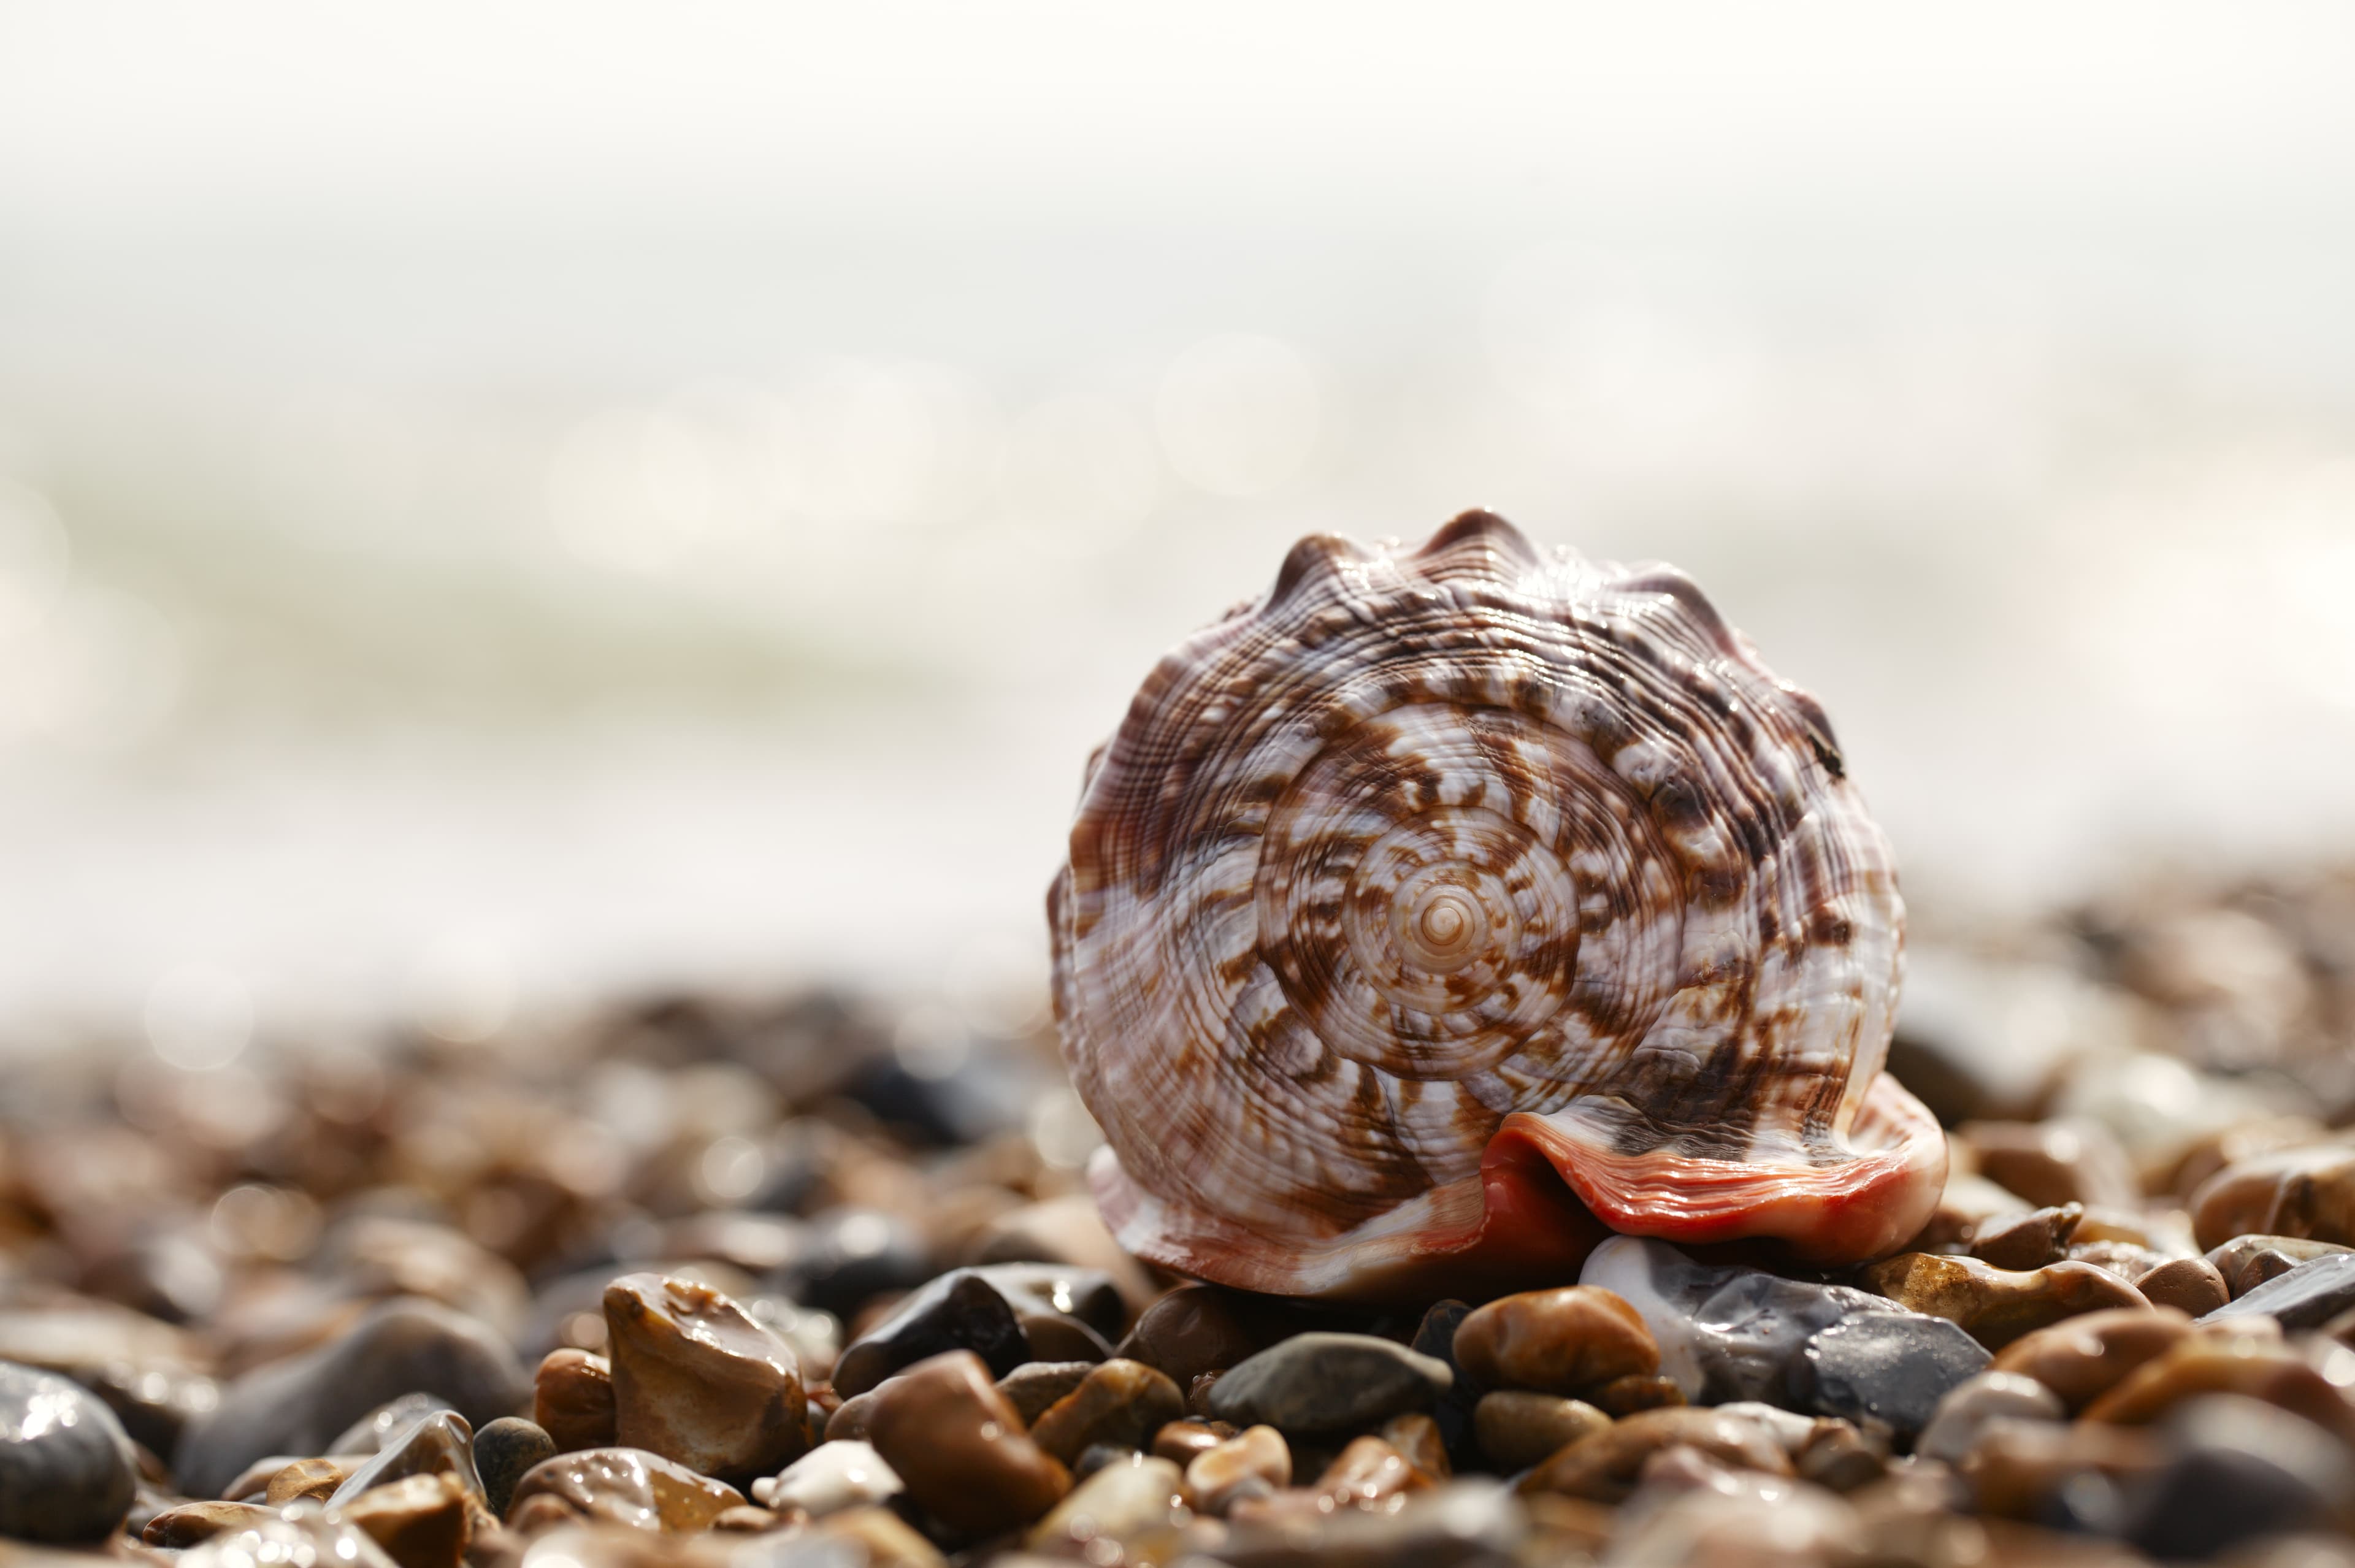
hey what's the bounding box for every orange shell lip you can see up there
[1091,1072,1947,1303]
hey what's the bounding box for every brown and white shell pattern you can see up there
[1048,511,1943,1299]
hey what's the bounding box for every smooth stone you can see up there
[1410,1299,1481,1471]
[772,1207,933,1320]
[1150,1418,1229,1465]
[534,1348,617,1453]
[2083,1331,2355,1446]
[1580,1236,1903,1404]
[977,1262,1128,1346]
[507,1446,746,1532]
[1380,1412,1450,1479]
[142,1500,277,1546]
[267,1456,357,1504]
[750,1439,902,1518]
[862,1349,1071,1535]
[968,1194,1161,1319]
[2069,1240,2175,1284]
[1017,1312,1112,1364]
[1793,1420,1886,1493]
[1882,952,2103,1125]
[820,1386,878,1444]
[605,1272,806,1482]
[0,1360,139,1542]
[816,1503,948,1567]
[1473,1390,1610,1469]
[0,1302,220,1457]
[174,1298,529,1502]
[321,1215,532,1346]
[175,1509,402,1568]
[1612,1464,1858,1566]
[336,1471,468,1568]
[2209,1234,2354,1297]
[709,1504,784,1532]
[1452,1287,1658,1397]
[1314,1435,1433,1510]
[1116,1285,1266,1386]
[1221,1477,1526,1568]
[2200,1252,2355,1329]
[1969,1204,2083,1271]
[2135,1256,2231,1316]
[1587,1372,1685,1416]
[829,1269,1027,1398]
[994,1360,1097,1426]
[1517,1407,1791,1504]
[2121,1393,2355,1561]
[1794,1314,1991,1440]
[326,1409,482,1507]
[1024,1453,1185,1552]
[1910,1171,2038,1255]
[1185,1424,1289,1516]
[1027,1358,1185,1464]
[1913,1371,2065,1464]
[473,1417,556,1518]
[1957,1419,2169,1522]
[1208,1333,1451,1434]
[2192,1144,2355,1252]
[329,1393,457,1458]
[1860,1252,2150,1349]
[1958,1118,2141,1211]
[1987,1307,2197,1413]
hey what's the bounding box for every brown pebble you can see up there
[266,1456,354,1505]
[1379,1412,1449,1479]
[337,1471,469,1568]
[1184,1424,1290,1515]
[143,1501,275,1547]
[1027,1358,1186,1465]
[1860,1252,2150,1349]
[817,1504,948,1568]
[1018,1310,1113,1364]
[534,1348,617,1454]
[2191,1144,2355,1252]
[824,1387,879,1444]
[2081,1328,2355,1446]
[1986,1307,2197,1413]
[710,1504,784,1532]
[1474,1390,1612,1469]
[1150,1418,1230,1465]
[1186,1370,1222,1419]
[1517,1407,1791,1504]
[2207,1233,2355,1297]
[1794,1420,1886,1493]
[1116,1284,1265,1385]
[1452,1287,1658,1396]
[506,1446,746,1532]
[1313,1436,1432,1511]
[2067,1240,2173,1283]
[1588,1372,1685,1417]
[1959,1120,2140,1210]
[994,1360,1098,1427]
[603,1272,806,1483]
[862,1349,1071,1535]
[1969,1204,2084,1271]
[1963,1420,2169,1520]
[2134,1256,2230,1316]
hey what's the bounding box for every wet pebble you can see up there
[2083,1328,2355,1445]
[1208,1332,1452,1435]
[1185,1423,1290,1515]
[1024,1452,1185,1553]
[605,1271,806,1482]
[0,1360,139,1543]
[2122,1393,2355,1560]
[1959,1117,2142,1210]
[534,1347,617,1453]
[829,1268,1027,1398]
[177,1510,402,1568]
[324,1408,480,1507]
[1151,1417,1230,1464]
[1517,1407,1792,1504]
[995,1359,1097,1426]
[2208,1233,2354,1297]
[473,1417,556,1518]
[2192,1144,2355,1252]
[1380,1411,1450,1478]
[1313,1434,1433,1511]
[143,1499,279,1546]
[1860,1251,2150,1349]
[1409,1298,1481,1470]
[337,1470,468,1568]
[507,1445,747,1532]
[774,1207,934,1319]
[1914,1370,2065,1464]
[267,1455,356,1504]
[751,1438,902,1518]
[1451,1286,1658,1397]
[862,1348,1071,1535]
[1025,1356,1184,1464]
[331,1393,456,1458]
[2201,1250,2355,1328]
[1987,1306,2197,1412]
[1472,1390,1610,1470]
[2135,1255,2231,1315]
[1115,1283,1265,1386]
[1794,1312,1991,1440]
[174,1298,527,1501]
[1223,1477,1527,1568]
[1969,1203,2085,1270]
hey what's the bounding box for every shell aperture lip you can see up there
[1051,509,1943,1300]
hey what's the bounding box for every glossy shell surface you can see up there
[1049,511,1942,1298]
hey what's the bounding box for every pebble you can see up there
[994,1359,1097,1426]
[2209,1234,2354,1296]
[1409,1298,1481,1470]
[1986,1306,2197,1412]
[604,1272,806,1482]
[473,1417,556,1518]
[337,1471,468,1568]
[750,1439,903,1517]
[2192,1144,2355,1252]
[1115,1283,1264,1385]
[2134,1255,2231,1315]
[776,1207,934,1320]
[1913,1371,2066,1464]
[1450,1286,1658,1397]
[816,1503,949,1567]
[1380,1411,1450,1478]
[1613,1462,1859,1567]
[329,1410,482,1510]
[1587,1371,1685,1416]
[1024,1453,1186,1553]
[1516,1407,1792,1504]
[1314,1435,1433,1511]
[973,1261,1128,1347]
[0,1299,220,1457]
[506,1446,748,1532]
[829,1268,1027,1398]
[331,1393,456,1458]
[143,1499,277,1546]
[1208,1332,1452,1435]
[0,1360,139,1543]
[2121,1393,2355,1560]
[819,1386,878,1443]
[2200,1250,2355,1328]
[268,1456,356,1504]
[970,1193,1161,1318]
[1025,1356,1185,1464]
[1859,1252,2150,1349]
[174,1298,528,1502]
[175,1510,402,1568]
[860,1349,1071,1535]
[2082,1329,2355,1445]
[1793,1312,1991,1440]
[1185,1423,1290,1515]
[1961,1417,2169,1521]
[535,1348,618,1452]
[1223,1477,1528,1568]
[1958,1118,2142,1211]
[1149,1418,1229,1465]
[1969,1203,2084,1270]
[1472,1390,1610,1470]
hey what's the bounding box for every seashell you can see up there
[1048,511,1943,1299]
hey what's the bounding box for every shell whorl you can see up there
[1049,511,1942,1299]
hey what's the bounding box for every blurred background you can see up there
[4,1,2354,1058]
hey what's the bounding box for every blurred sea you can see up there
[4,3,2354,1052]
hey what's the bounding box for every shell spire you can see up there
[1049,511,1943,1300]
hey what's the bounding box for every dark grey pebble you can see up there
[1411,1299,1480,1470]
[0,1361,137,1543]
[830,1269,1028,1398]
[1794,1313,1991,1442]
[2200,1251,2355,1329]
[2123,1394,2355,1559]
[173,1297,529,1501]
[472,1417,556,1518]
[1208,1332,1452,1434]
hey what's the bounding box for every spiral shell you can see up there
[1049,511,1943,1299]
